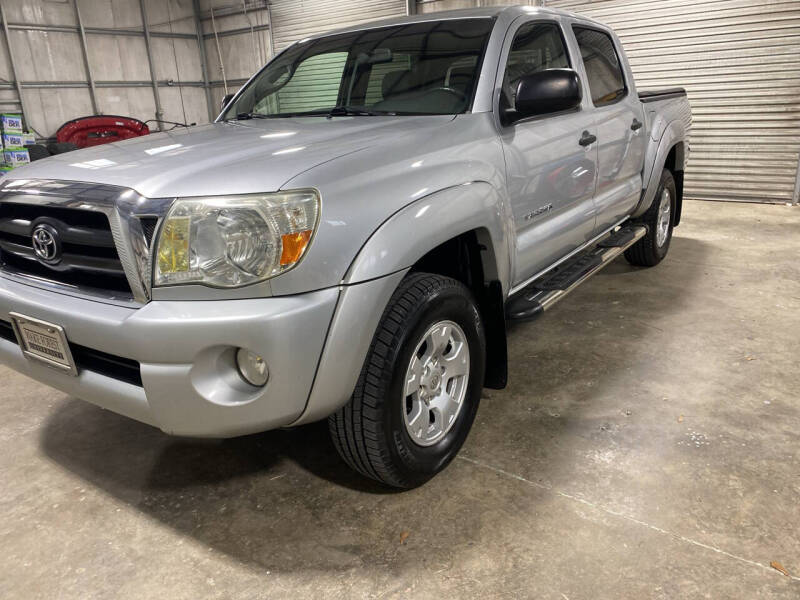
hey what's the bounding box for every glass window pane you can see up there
[573,27,626,105]
[255,52,348,114]
[224,18,494,118]
[502,23,570,107]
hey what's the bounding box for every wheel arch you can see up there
[343,181,512,390]
[409,229,508,390]
[634,120,688,224]
[343,180,512,290]
[663,142,686,226]
[292,183,512,427]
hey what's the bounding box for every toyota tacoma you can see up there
[0,6,690,488]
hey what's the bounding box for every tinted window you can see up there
[501,22,570,108]
[254,52,348,114]
[224,19,494,118]
[573,27,626,105]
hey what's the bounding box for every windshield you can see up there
[222,18,495,119]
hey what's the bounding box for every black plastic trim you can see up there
[0,319,15,343]
[638,88,687,103]
[0,318,142,387]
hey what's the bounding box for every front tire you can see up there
[329,272,486,488]
[625,168,676,267]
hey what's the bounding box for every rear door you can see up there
[497,18,598,288]
[571,25,646,232]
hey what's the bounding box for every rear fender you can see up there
[632,120,687,219]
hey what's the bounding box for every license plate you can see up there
[9,312,78,376]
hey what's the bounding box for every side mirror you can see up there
[221,93,235,111]
[512,69,581,121]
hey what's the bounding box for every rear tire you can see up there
[625,168,676,267]
[329,272,486,489]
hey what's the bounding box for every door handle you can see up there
[631,118,643,131]
[579,131,597,147]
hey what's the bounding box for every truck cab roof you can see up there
[302,5,591,44]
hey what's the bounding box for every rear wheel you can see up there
[625,168,676,267]
[329,272,486,488]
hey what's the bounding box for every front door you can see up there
[497,19,598,288]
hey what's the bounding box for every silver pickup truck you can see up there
[0,6,689,488]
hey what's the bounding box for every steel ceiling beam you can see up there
[0,81,206,90]
[196,1,270,21]
[3,21,197,39]
[203,23,270,39]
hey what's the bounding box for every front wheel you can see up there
[329,272,486,488]
[625,168,676,267]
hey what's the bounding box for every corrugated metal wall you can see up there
[544,0,800,204]
[270,0,407,52]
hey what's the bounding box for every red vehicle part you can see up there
[55,115,150,149]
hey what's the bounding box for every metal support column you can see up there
[0,1,28,126]
[265,1,275,57]
[139,0,165,130]
[192,0,214,122]
[406,0,416,15]
[72,0,99,115]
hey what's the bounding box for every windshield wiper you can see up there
[228,108,398,120]
[326,105,396,118]
[233,112,274,120]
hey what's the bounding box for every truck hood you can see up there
[9,116,455,198]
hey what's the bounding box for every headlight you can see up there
[154,190,319,288]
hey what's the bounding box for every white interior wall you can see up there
[199,0,271,116]
[0,0,207,136]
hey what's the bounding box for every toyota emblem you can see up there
[32,224,61,264]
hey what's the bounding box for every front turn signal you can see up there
[280,230,312,266]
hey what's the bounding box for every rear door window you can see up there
[573,27,626,106]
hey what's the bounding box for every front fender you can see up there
[343,181,512,293]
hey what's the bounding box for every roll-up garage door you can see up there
[545,0,800,204]
[270,1,408,52]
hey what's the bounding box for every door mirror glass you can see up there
[513,69,581,121]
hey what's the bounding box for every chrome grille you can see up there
[0,202,133,296]
[0,179,174,304]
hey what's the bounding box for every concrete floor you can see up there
[0,200,798,599]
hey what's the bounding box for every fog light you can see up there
[236,348,269,387]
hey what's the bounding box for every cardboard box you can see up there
[2,133,24,149]
[22,132,35,146]
[0,165,14,177]
[0,114,22,133]
[3,148,29,166]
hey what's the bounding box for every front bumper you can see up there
[0,274,338,437]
